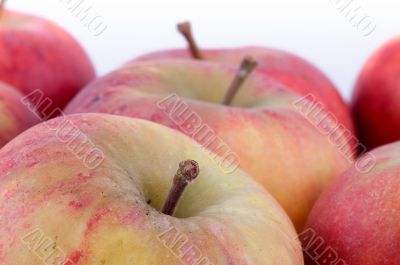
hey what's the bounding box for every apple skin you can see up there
[352,37,400,150]
[0,113,304,264]
[65,60,353,230]
[134,47,354,136]
[303,141,400,265]
[0,81,41,148]
[0,10,96,118]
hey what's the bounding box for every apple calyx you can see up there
[162,160,200,216]
[177,21,204,60]
[222,56,258,106]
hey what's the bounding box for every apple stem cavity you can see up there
[162,160,200,216]
[177,22,204,60]
[222,56,258,106]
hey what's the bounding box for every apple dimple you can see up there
[73,60,298,111]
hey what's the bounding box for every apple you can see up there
[0,4,96,118]
[133,22,354,136]
[65,58,353,230]
[0,113,304,264]
[302,141,400,265]
[0,81,40,148]
[352,37,400,150]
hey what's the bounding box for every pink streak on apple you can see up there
[0,114,304,264]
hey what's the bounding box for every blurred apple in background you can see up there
[303,141,400,264]
[0,81,40,148]
[0,3,95,118]
[65,59,353,230]
[0,113,304,264]
[352,37,400,150]
[134,22,354,137]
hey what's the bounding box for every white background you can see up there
[7,0,400,100]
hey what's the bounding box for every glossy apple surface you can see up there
[303,141,400,264]
[65,60,353,230]
[0,113,303,264]
[135,47,354,135]
[0,10,96,117]
[352,37,400,149]
[0,81,40,148]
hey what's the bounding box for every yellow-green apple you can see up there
[65,59,353,230]
[0,113,304,264]
[133,22,354,136]
[0,3,95,118]
[352,37,400,150]
[302,141,400,265]
[0,81,40,148]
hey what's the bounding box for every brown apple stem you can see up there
[222,56,258,106]
[0,0,6,16]
[162,160,200,216]
[177,22,204,60]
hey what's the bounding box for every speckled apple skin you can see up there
[134,47,354,136]
[65,60,353,230]
[352,37,400,150]
[0,113,304,265]
[0,81,40,148]
[0,10,96,117]
[303,141,400,265]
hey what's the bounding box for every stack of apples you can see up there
[0,3,400,264]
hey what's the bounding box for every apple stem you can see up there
[222,56,258,106]
[177,22,204,60]
[0,0,6,16]
[162,160,200,216]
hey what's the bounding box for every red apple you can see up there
[65,59,354,230]
[352,37,400,149]
[0,6,96,118]
[134,22,354,136]
[0,81,40,148]
[302,141,400,264]
[0,113,304,264]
